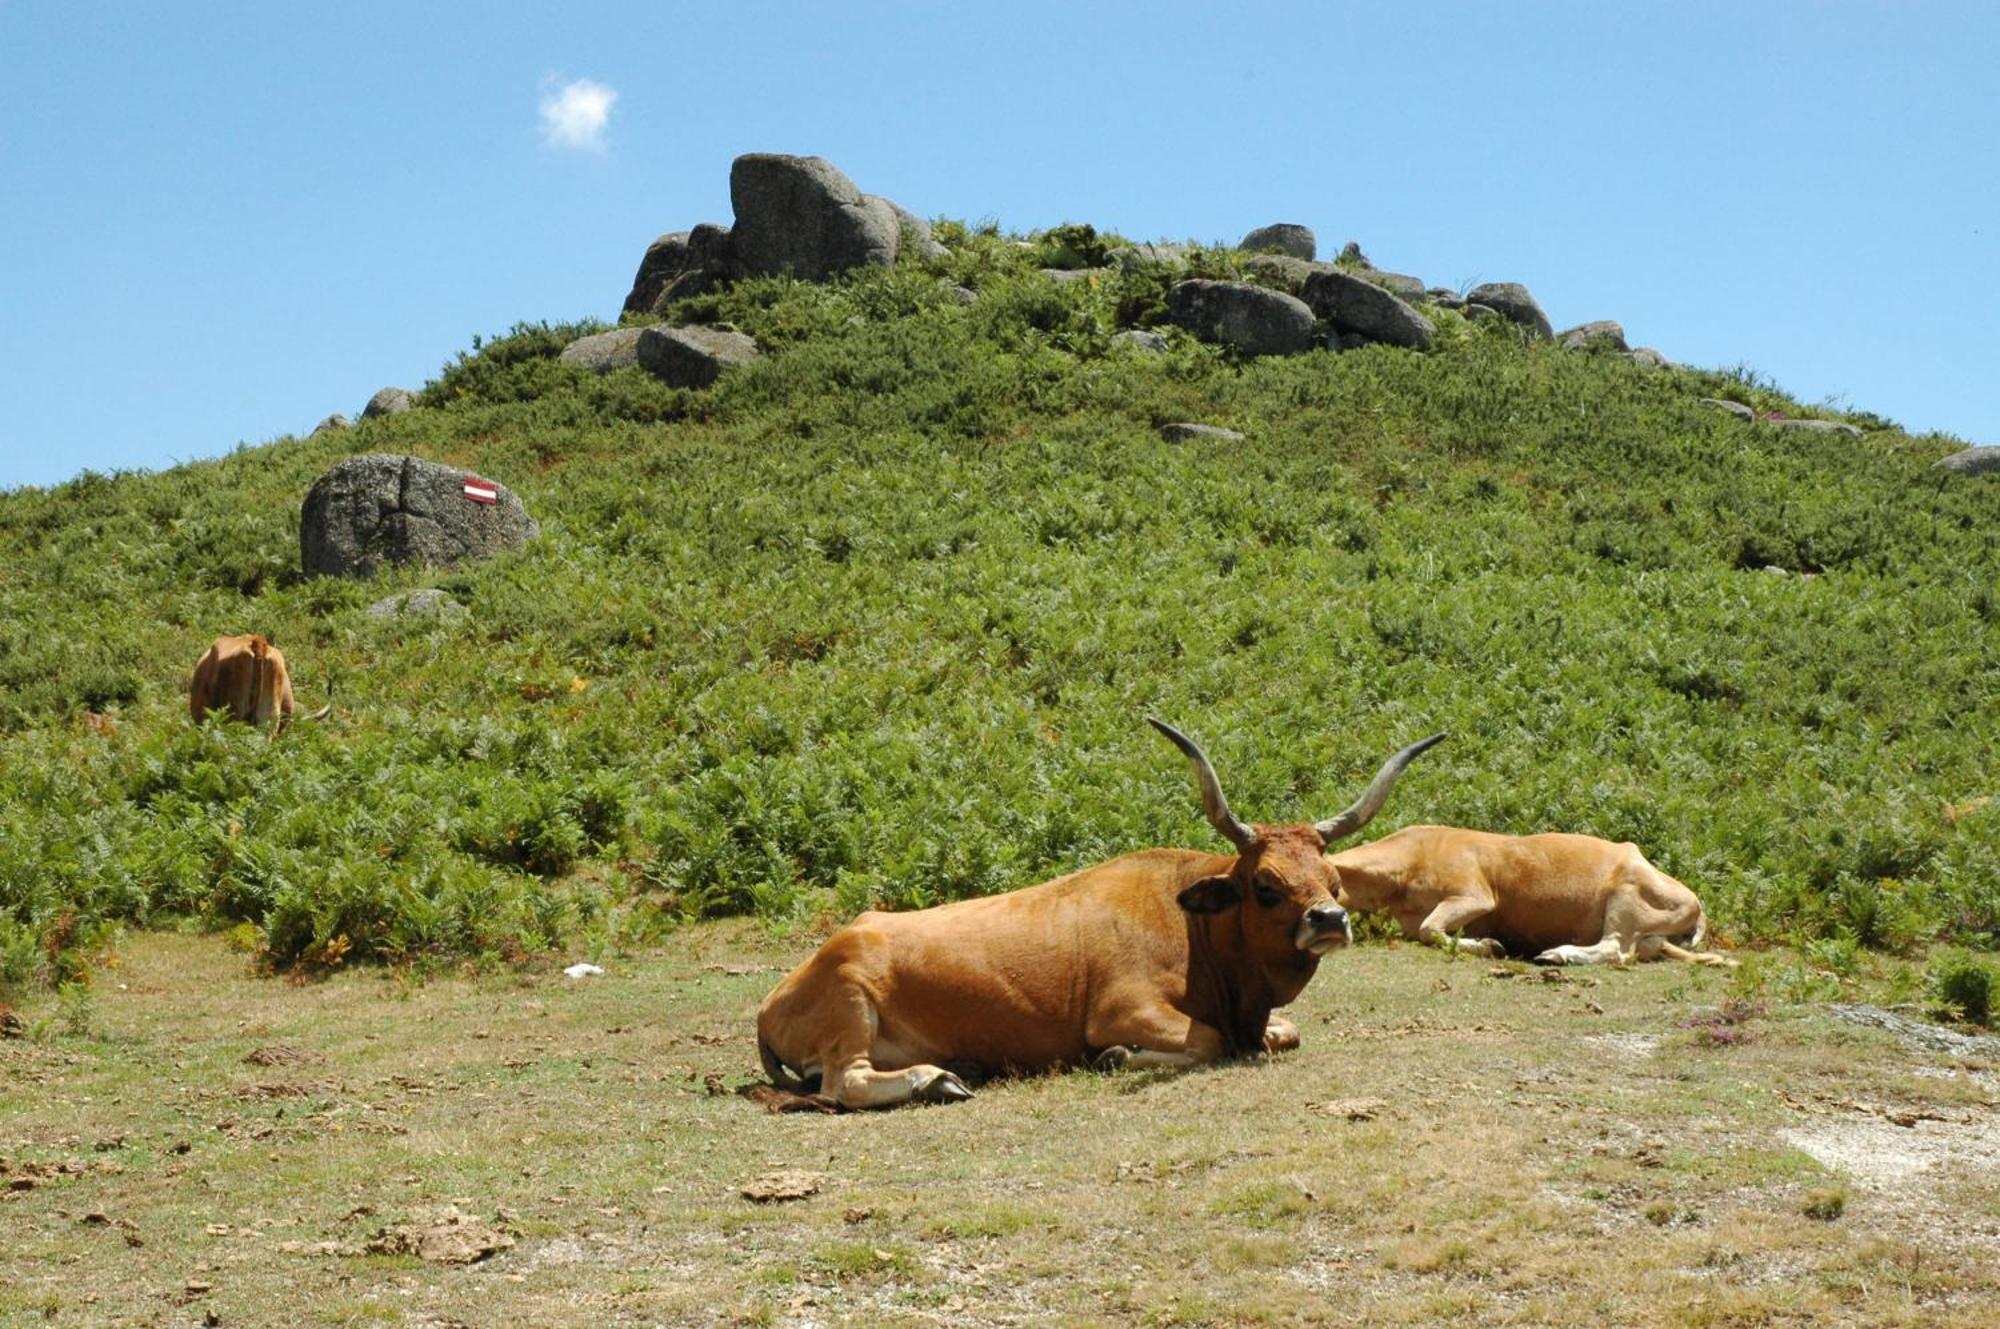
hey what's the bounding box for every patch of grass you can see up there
[1801,1187,1847,1221]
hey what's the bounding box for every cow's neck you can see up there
[1186,914,1312,1056]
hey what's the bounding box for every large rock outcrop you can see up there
[620,155,930,313]
[300,454,538,579]
[728,154,900,281]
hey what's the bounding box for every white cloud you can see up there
[539,78,617,153]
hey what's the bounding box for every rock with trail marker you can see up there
[300,453,538,579]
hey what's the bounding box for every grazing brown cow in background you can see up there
[756,719,1445,1109]
[188,634,327,736]
[1328,826,1730,966]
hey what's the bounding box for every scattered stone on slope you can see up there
[1357,268,1428,302]
[1461,303,1501,324]
[300,454,539,579]
[1626,347,1671,369]
[943,283,978,305]
[1299,267,1435,350]
[365,1210,515,1265]
[1763,417,1864,436]
[1160,423,1245,443]
[1108,242,1189,271]
[1826,1005,2000,1056]
[309,414,351,437]
[1700,398,1757,422]
[1558,320,1629,352]
[1042,267,1111,286]
[741,1171,821,1203]
[1242,254,1313,293]
[558,328,646,373]
[1940,445,2000,476]
[1465,283,1553,338]
[879,196,947,261]
[1166,279,1316,356]
[1240,223,1316,260]
[636,325,760,389]
[1112,329,1169,353]
[365,589,467,621]
[729,153,901,280]
[361,388,415,419]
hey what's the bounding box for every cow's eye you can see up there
[1253,883,1281,908]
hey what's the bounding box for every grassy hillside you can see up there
[3,224,1997,991]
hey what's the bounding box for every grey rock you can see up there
[1242,254,1313,293]
[636,324,760,388]
[1299,267,1435,350]
[1161,423,1245,443]
[1462,303,1501,323]
[1427,287,1463,307]
[1940,445,2000,476]
[623,231,692,316]
[1358,268,1427,302]
[943,283,978,306]
[729,154,900,280]
[1625,347,1671,369]
[362,387,415,419]
[1041,267,1112,286]
[1765,417,1863,436]
[558,328,646,373]
[365,588,467,621]
[1331,331,1371,352]
[1828,1004,2000,1057]
[1166,279,1316,357]
[1699,398,1756,422]
[1109,242,1189,272]
[309,414,351,437]
[1464,283,1552,338]
[1112,329,1169,353]
[640,224,734,313]
[1558,321,1629,353]
[1336,241,1370,266]
[877,197,947,261]
[1239,223,1316,260]
[301,454,539,579]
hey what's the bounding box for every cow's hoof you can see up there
[914,1071,973,1104]
[1093,1046,1133,1072]
[1478,939,1508,959]
[1532,949,1570,966]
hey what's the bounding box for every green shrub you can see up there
[1927,950,1994,1025]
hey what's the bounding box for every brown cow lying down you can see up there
[188,634,328,736]
[756,720,1445,1108]
[1327,826,1730,966]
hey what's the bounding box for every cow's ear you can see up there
[1177,876,1242,914]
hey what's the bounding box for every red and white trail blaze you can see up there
[462,477,498,504]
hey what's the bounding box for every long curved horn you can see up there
[1148,718,1254,850]
[1314,732,1446,844]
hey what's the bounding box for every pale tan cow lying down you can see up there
[188,634,327,736]
[1328,825,1731,966]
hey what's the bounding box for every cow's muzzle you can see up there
[1298,902,1352,954]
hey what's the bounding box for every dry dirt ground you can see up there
[2,928,1997,1328]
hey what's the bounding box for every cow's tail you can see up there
[1688,906,1708,951]
[759,1038,812,1093]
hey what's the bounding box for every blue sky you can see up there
[3,2,1994,491]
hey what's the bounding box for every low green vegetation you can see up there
[2,220,1996,989]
